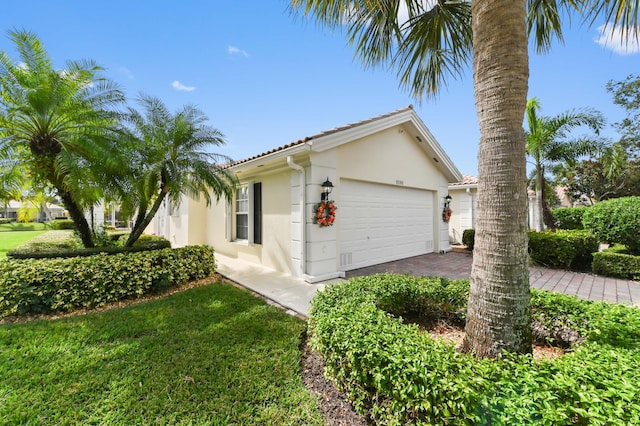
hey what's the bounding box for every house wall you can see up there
[205,169,293,275]
[448,187,477,244]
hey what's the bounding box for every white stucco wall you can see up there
[448,187,477,244]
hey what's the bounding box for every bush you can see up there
[309,274,640,425]
[0,245,216,318]
[0,218,13,224]
[462,228,475,250]
[592,250,640,280]
[49,219,75,230]
[582,196,640,254]
[552,206,588,230]
[528,230,599,271]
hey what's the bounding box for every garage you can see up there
[338,179,435,271]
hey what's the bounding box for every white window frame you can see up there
[235,185,251,242]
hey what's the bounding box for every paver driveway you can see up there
[346,251,640,306]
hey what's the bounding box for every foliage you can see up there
[49,219,75,230]
[552,206,588,229]
[0,30,125,248]
[117,95,237,247]
[582,196,640,254]
[309,274,640,425]
[607,74,640,157]
[592,250,640,280]
[0,284,323,425]
[0,245,215,317]
[528,230,599,271]
[462,228,475,250]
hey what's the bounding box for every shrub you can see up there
[309,274,640,425]
[582,196,640,254]
[528,230,599,271]
[0,245,216,318]
[49,219,75,230]
[592,250,640,280]
[0,218,13,224]
[552,206,588,230]
[462,228,475,250]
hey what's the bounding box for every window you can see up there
[233,183,262,244]
[236,186,249,240]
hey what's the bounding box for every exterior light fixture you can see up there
[321,178,334,202]
[442,194,452,222]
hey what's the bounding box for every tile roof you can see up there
[450,174,478,186]
[227,105,415,167]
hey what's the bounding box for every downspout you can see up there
[287,156,306,277]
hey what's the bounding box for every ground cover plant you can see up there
[0,282,324,425]
[309,274,640,425]
[0,230,47,258]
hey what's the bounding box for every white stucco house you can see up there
[447,174,478,245]
[154,106,462,282]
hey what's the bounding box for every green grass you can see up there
[0,283,324,425]
[0,230,47,258]
[0,222,49,232]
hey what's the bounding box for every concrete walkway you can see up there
[216,252,640,318]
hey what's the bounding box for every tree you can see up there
[119,95,237,247]
[0,30,125,247]
[290,0,638,358]
[607,74,640,157]
[0,159,26,218]
[525,97,605,231]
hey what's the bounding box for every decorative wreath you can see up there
[443,207,452,223]
[313,201,337,227]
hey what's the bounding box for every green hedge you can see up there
[49,219,75,230]
[309,274,640,425]
[0,245,216,318]
[592,250,640,280]
[583,196,640,254]
[528,230,599,271]
[0,218,13,224]
[462,228,475,251]
[552,206,588,230]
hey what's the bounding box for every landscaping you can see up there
[0,230,47,259]
[309,274,640,425]
[0,281,324,425]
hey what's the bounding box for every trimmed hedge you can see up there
[0,245,216,318]
[552,206,588,230]
[462,228,475,251]
[592,250,640,280]
[309,274,640,425]
[49,219,75,230]
[583,196,640,254]
[528,230,599,271]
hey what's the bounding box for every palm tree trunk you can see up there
[58,190,95,248]
[461,0,532,357]
[125,191,167,247]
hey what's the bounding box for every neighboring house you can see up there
[447,174,478,245]
[155,106,462,282]
[1,200,67,221]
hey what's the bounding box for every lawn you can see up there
[0,282,324,425]
[0,222,48,232]
[0,230,47,258]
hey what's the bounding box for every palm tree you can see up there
[120,95,237,247]
[525,97,605,231]
[0,30,125,247]
[290,0,638,358]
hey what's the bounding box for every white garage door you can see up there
[339,179,434,271]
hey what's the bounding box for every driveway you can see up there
[346,251,640,306]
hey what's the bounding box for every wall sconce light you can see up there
[321,178,334,202]
[442,194,452,222]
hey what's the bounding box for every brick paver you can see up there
[346,251,640,306]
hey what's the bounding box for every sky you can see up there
[1,1,638,176]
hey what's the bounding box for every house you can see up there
[1,200,66,222]
[155,106,462,283]
[447,174,478,245]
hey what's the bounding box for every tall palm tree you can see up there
[0,30,125,247]
[291,0,638,358]
[526,97,605,231]
[120,95,237,247]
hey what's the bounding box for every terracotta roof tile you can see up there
[450,174,478,186]
[226,105,414,167]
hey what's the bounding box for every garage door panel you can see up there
[339,179,434,271]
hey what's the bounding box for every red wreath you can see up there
[313,201,337,227]
[443,207,452,223]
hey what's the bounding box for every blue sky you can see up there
[1,1,638,176]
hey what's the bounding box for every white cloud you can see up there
[118,67,134,80]
[171,80,196,92]
[228,45,249,57]
[594,24,640,55]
